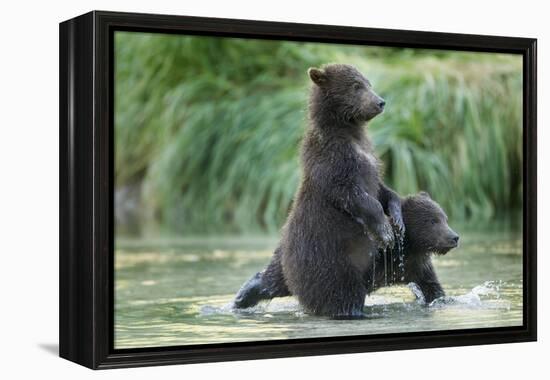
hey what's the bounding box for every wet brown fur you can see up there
[235,64,403,317]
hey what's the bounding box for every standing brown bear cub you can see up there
[234,64,404,318]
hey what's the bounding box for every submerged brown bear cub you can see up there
[234,64,405,318]
[234,192,459,311]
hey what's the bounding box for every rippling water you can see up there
[114,229,522,349]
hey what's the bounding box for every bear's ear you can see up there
[419,191,432,199]
[308,67,327,86]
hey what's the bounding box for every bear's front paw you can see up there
[389,212,405,243]
[373,220,394,250]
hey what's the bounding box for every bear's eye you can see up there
[430,218,439,225]
[352,82,363,91]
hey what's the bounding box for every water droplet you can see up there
[372,250,376,290]
[383,247,388,286]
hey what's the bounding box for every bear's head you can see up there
[402,192,459,255]
[308,64,385,125]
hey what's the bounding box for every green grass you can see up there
[115,32,522,236]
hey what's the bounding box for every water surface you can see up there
[115,229,522,349]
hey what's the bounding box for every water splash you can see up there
[429,281,510,310]
[200,303,235,316]
[201,298,301,316]
[201,281,510,319]
[472,280,502,299]
[407,282,426,304]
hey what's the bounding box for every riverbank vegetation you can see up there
[115,32,522,236]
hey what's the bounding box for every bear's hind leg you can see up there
[233,271,269,309]
[297,264,367,319]
[233,247,290,309]
[329,289,367,319]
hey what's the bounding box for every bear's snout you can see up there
[447,231,459,247]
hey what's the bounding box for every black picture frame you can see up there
[59,10,537,370]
